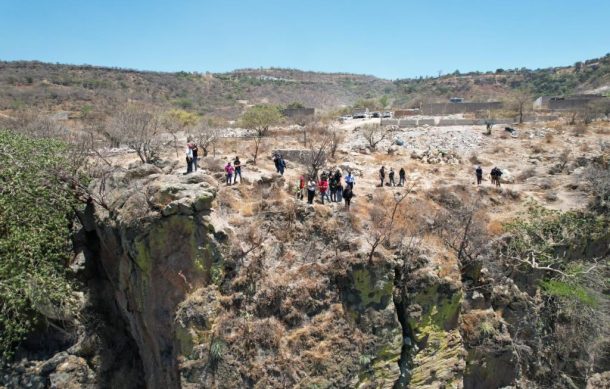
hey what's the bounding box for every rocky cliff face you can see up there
[2,165,608,389]
[88,164,219,388]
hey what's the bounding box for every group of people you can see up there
[297,170,356,209]
[184,142,199,174]
[187,140,507,210]
[224,157,243,185]
[475,165,503,187]
[378,166,406,187]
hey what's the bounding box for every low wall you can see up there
[382,115,556,128]
[381,119,399,126]
[418,118,435,126]
[398,119,418,127]
[421,102,503,115]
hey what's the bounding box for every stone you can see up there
[125,163,162,180]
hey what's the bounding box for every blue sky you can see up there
[1,0,609,79]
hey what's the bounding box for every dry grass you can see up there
[487,219,504,235]
[238,201,259,217]
[517,167,537,182]
[572,125,587,137]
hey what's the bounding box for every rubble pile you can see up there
[410,147,462,164]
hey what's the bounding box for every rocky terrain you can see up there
[1,111,609,389]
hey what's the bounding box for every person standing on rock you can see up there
[318,175,330,204]
[388,168,396,187]
[345,171,355,190]
[335,170,343,202]
[329,174,338,202]
[379,166,386,187]
[494,167,503,188]
[233,156,242,184]
[191,142,199,172]
[273,153,281,173]
[399,167,406,186]
[225,161,234,185]
[185,143,194,174]
[475,165,483,185]
[342,184,353,210]
[278,155,286,176]
[307,177,316,204]
[491,167,502,187]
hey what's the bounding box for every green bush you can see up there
[540,279,597,307]
[0,129,79,360]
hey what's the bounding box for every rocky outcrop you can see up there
[394,249,466,389]
[87,166,221,389]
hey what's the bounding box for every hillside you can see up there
[1,54,609,119]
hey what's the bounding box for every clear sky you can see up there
[1,0,609,79]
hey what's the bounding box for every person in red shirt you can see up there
[318,175,330,204]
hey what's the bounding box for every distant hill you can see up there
[0,54,608,119]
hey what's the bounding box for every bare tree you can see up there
[304,136,330,179]
[362,124,389,150]
[511,90,533,124]
[239,105,282,164]
[366,186,414,262]
[328,125,344,159]
[163,109,198,157]
[193,118,221,157]
[436,200,489,266]
[106,106,163,164]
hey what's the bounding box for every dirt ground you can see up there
[104,116,609,224]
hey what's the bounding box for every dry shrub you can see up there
[487,220,504,235]
[217,188,240,211]
[344,211,362,232]
[238,201,259,217]
[200,156,225,172]
[544,191,558,202]
[518,167,537,182]
[469,152,481,164]
[228,214,244,227]
[372,153,396,164]
[572,125,587,137]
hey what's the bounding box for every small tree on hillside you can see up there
[366,188,414,263]
[328,125,344,159]
[511,89,533,124]
[362,124,389,150]
[106,106,163,164]
[305,135,330,179]
[193,117,224,157]
[240,104,282,164]
[164,109,199,157]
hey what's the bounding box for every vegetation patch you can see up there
[0,130,80,360]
